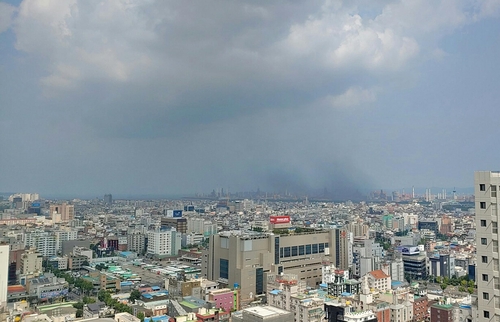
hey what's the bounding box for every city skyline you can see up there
[1,1,500,196]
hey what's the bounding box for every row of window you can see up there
[480,219,498,233]
[279,243,328,258]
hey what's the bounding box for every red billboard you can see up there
[270,216,291,224]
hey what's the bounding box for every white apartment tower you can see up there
[0,244,9,308]
[475,171,500,321]
[147,228,182,258]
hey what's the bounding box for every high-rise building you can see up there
[147,228,182,258]
[0,244,9,308]
[49,203,75,222]
[104,194,113,205]
[475,171,500,321]
[25,231,57,257]
[19,249,43,281]
[202,228,349,303]
[55,229,78,253]
[161,217,187,234]
[127,232,146,254]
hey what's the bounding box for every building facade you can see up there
[203,229,349,302]
[147,228,182,258]
[0,244,9,307]
[475,171,500,321]
[49,203,75,222]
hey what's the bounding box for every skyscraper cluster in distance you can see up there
[0,172,486,321]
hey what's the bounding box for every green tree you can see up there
[98,290,112,302]
[73,302,84,310]
[129,289,142,303]
[83,296,96,304]
[440,283,448,291]
[468,286,474,294]
[76,309,83,318]
[137,312,145,322]
[80,280,94,296]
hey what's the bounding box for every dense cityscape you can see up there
[0,175,491,322]
[2,0,500,322]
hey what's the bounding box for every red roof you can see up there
[369,270,389,279]
[8,285,26,293]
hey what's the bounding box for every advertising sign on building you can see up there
[270,216,291,224]
[173,210,182,218]
[400,246,420,255]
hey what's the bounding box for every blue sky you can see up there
[1,0,500,197]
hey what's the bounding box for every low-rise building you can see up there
[430,303,453,322]
[363,270,391,293]
[232,306,293,322]
[26,274,69,300]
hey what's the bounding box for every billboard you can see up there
[173,210,183,218]
[399,246,420,255]
[31,202,41,207]
[40,289,68,299]
[270,216,291,224]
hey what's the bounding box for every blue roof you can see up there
[121,281,133,286]
[341,292,352,296]
[143,294,153,299]
[319,283,327,288]
[151,286,160,290]
[392,281,403,286]
[145,316,170,322]
[269,290,282,295]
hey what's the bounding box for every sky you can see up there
[1,0,500,198]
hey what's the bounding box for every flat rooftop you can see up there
[243,305,291,317]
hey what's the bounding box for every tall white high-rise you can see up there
[475,171,500,321]
[147,228,182,257]
[0,244,9,308]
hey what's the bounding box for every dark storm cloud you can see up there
[1,0,500,195]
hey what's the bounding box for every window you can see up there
[220,259,229,279]
[482,274,489,281]
[483,292,490,300]
[483,256,488,263]
[482,238,488,245]
[481,202,487,209]
[484,311,490,318]
[481,220,487,227]
[480,184,486,191]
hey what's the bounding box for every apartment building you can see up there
[147,227,182,258]
[475,171,500,321]
[49,203,75,222]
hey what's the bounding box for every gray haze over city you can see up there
[1,0,500,197]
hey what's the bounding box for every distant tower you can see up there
[104,194,113,205]
[412,186,415,199]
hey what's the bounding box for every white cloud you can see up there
[7,0,500,134]
[321,87,378,108]
[0,2,16,33]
